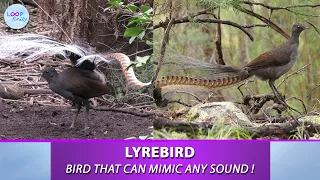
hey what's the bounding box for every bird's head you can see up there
[292,23,309,35]
[40,67,58,83]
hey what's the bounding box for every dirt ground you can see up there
[0,3,154,140]
[0,101,153,140]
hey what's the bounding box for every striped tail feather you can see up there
[93,53,152,88]
[155,69,252,90]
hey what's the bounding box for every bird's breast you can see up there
[48,82,62,95]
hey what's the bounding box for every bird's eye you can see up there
[297,25,300,28]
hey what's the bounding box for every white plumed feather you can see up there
[0,33,151,87]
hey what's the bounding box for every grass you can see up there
[154,122,255,140]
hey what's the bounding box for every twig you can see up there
[243,24,269,28]
[91,106,155,117]
[307,21,320,35]
[20,82,48,86]
[167,100,192,107]
[127,48,153,57]
[242,1,320,10]
[152,18,175,82]
[242,1,320,17]
[276,63,310,88]
[175,91,203,103]
[286,97,308,114]
[307,84,320,100]
[155,17,254,41]
[238,8,290,39]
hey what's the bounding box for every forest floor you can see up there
[0,101,153,140]
[0,5,153,140]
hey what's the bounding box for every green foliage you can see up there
[104,0,124,10]
[127,55,152,69]
[125,5,153,45]
[105,1,153,44]
[199,0,243,12]
[105,0,153,70]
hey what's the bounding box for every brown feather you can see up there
[245,45,291,70]
[57,68,114,99]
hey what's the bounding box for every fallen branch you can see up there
[154,116,318,139]
[91,106,155,117]
[243,94,281,114]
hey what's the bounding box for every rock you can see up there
[299,116,320,124]
[186,102,255,127]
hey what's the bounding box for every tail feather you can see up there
[0,33,151,87]
[155,68,252,89]
[0,34,87,62]
[104,53,152,87]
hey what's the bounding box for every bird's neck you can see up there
[289,31,301,45]
[47,73,59,85]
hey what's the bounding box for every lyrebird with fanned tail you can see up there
[0,33,151,131]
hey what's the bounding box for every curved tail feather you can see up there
[104,53,152,87]
[0,33,151,88]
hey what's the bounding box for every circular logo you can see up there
[4,4,29,29]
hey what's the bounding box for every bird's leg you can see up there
[268,80,285,104]
[273,85,286,103]
[83,99,90,131]
[70,103,81,129]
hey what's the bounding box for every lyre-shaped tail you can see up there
[0,33,151,88]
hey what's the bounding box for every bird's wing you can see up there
[59,78,114,99]
[245,47,291,69]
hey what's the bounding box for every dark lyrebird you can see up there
[156,23,309,110]
[41,67,115,131]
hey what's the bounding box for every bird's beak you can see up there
[39,66,46,74]
[304,26,310,30]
